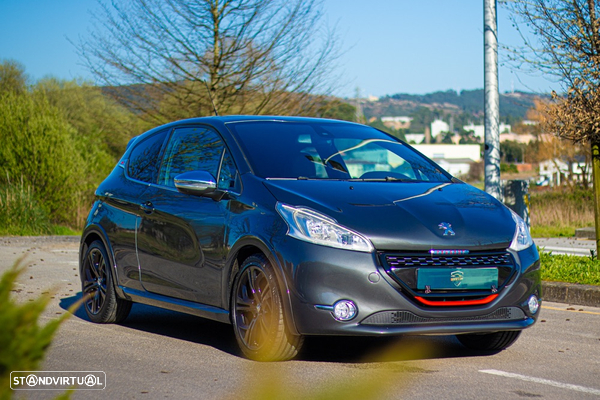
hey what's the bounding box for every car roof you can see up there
[178,115,359,125]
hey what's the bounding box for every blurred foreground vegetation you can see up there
[0,259,72,399]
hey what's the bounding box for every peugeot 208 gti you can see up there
[80,116,541,361]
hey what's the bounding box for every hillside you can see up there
[361,89,544,132]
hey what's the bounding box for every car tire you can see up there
[456,330,521,351]
[231,254,303,361]
[81,240,132,323]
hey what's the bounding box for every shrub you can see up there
[0,91,83,226]
[0,259,71,399]
[0,178,51,236]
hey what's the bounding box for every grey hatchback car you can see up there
[80,116,541,361]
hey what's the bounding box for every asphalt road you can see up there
[2,236,600,400]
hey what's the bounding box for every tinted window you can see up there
[227,121,451,182]
[127,130,168,183]
[218,149,240,191]
[158,126,225,187]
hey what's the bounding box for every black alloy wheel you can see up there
[81,240,131,323]
[232,254,303,361]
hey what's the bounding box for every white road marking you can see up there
[480,369,600,396]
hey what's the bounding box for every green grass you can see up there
[540,250,600,286]
[530,187,594,238]
[531,225,577,238]
[0,182,80,237]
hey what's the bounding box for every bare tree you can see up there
[78,0,340,123]
[504,0,600,253]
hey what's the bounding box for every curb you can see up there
[542,281,600,307]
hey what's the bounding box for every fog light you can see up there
[332,300,357,321]
[528,295,539,314]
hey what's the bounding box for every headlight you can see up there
[509,209,534,251]
[276,203,374,252]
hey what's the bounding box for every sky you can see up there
[0,0,560,99]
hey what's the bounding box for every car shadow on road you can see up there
[60,293,501,364]
[299,335,500,363]
[59,292,240,357]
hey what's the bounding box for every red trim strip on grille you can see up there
[414,294,499,306]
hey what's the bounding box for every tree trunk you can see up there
[592,139,600,256]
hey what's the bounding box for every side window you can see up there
[158,126,225,187]
[127,130,168,183]
[218,149,240,191]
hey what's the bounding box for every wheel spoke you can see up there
[83,280,97,293]
[247,268,258,294]
[87,252,99,279]
[246,316,260,346]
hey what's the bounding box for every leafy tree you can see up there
[78,0,340,123]
[500,140,527,163]
[316,99,356,122]
[505,0,600,253]
[0,62,142,229]
[0,60,27,95]
[368,119,406,141]
[0,90,82,225]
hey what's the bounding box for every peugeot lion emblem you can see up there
[438,222,455,236]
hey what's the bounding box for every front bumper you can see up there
[273,237,541,336]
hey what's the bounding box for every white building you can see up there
[404,133,425,144]
[431,119,450,139]
[538,158,591,186]
[463,123,512,141]
[413,144,481,176]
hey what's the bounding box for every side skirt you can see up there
[120,287,230,324]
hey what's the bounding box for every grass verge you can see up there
[540,250,600,286]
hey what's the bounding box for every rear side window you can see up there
[127,130,168,183]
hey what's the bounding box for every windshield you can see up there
[226,121,452,182]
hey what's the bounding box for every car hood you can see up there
[263,180,515,251]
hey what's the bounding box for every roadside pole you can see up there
[484,0,501,199]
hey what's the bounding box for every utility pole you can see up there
[484,0,501,199]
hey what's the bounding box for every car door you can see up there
[101,128,169,291]
[136,125,238,306]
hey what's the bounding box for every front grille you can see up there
[361,307,525,326]
[385,253,513,268]
[380,250,516,304]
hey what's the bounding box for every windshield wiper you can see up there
[304,155,348,173]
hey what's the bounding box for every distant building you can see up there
[404,133,425,144]
[463,123,512,141]
[499,132,536,144]
[381,116,413,130]
[431,119,450,139]
[538,157,591,187]
[413,144,481,177]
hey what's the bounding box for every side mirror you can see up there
[174,171,217,196]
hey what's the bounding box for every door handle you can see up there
[140,201,154,214]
